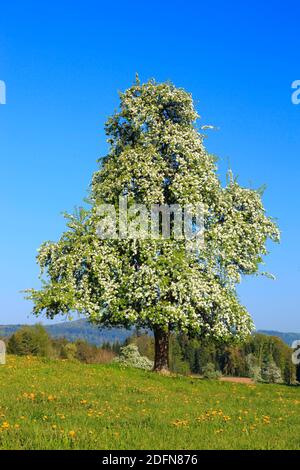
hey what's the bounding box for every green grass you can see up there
[0,355,299,449]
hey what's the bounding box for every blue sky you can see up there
[0,1,299,330]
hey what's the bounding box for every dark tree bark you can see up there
[153,326,170,372]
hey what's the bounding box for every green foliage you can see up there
[284,359,296,385]
[7,329,115,365]
[296,364,300,383]
[221,346,247,377]
[114,344,154,370]
[201,362,222,379]
[74,340,115,364]
[127,331,155,361]
[74,340,98,363]
[260,358,283,384]
[169,335,190,375]
[60,342,77,360]
[245,354,262,382]
[7,325,52,357]
[167,333,295,384]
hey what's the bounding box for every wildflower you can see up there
[223,415,231,422]
[263,415,270,424]
[172,419,189,427]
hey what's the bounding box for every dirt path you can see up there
[219,376,254,384]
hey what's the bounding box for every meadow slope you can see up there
[0,356,299,450]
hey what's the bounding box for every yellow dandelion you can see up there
[223,415,231,422]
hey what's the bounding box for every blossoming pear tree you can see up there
[27,79,279,371]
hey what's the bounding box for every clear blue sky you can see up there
[0,1,299,330]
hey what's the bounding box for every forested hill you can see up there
[0,320,299,346]
[258,330,300,347]
[0,320,133,346]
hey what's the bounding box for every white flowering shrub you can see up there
[246,354,282,383]
[245,354,262,382]
[114,344,153,370]
[26,79,279,370]
[201,362,222,379]
[261,359,283,384]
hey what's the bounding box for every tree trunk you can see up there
[153,326,170,372]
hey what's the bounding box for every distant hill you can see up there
[0,320,299,346]
[0,319,134,346]
[257,330,300,347]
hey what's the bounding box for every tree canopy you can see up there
[26,79,279,370]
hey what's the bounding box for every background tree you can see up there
[27,79,279,371]
[7,325,52,357]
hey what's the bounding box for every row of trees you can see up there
[125,330,299,385]
[5,325,119,364]
[2,324,299,384]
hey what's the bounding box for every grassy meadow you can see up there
[0,355,299,450]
